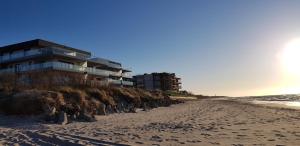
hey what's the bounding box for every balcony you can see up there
[108,79,122,85]
[122,72,132,78]
[0,47,90,63]
[108,71,122,77]
[50,47,90,60]
[89,58,122,69]
[107,79,133,86]
[0,49,41,63]
[122,80,134,86]
[0,61,110,77]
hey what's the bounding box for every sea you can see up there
[248,94,300,109]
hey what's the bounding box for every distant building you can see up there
[0,39,133,87]
[133,72,181,91]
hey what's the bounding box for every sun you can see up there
[281,38,300,77]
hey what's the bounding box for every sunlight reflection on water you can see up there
[252,100,300,108]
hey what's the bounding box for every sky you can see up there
[1,0,300,96]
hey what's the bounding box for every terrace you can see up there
[0,61,133,85]
[0,47,90,63]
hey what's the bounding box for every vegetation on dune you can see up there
[165,90,196,97]
[0,86,179,118]
[0,72,181,123]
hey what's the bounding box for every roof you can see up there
[0,39,91,55]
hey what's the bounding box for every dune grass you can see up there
[0,86,173,116]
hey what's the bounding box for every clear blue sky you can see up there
[1,0,300,96]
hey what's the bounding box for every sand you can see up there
[1,98,300,146]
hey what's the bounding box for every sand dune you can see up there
[1,99,300,145]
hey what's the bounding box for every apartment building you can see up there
[133,72,181,91]
[0,39,133,86]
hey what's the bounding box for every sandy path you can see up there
[1,99,300,146]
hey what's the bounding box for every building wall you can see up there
[133,72,181,91]
[144,74,154,90]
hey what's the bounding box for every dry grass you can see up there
[85,88,116,106]
[0,86,173,116]
[0,90,47,115]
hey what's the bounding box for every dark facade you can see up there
[133,72,181,91]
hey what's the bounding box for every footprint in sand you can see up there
[275,133,286,138]
[201,133,211,136]
[167,138,179,142]
[75,131,85,135]
[186,140,201,143]
[232,144,244,146]
[210,142,220,145]
[150,135,163,142]
[177,141,185,144]
[135,141,144,144]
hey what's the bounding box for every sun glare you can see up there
[281,38,300,77]
[276,38,300,95]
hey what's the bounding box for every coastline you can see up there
[216,96,300,110]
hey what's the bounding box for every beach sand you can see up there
[1,98,300,146]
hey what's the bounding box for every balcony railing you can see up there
[0,62,134,86]
[50,47,90,60]
[122,72,132,78]
[108,71,122,77]
[89,58,122,69]
[106,79,133,86]
[0,61,110,77]
[0,49,41,62]
[122,80,134,86]
[0,47,90,63]
[108,79,122,85]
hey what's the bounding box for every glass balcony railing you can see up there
[50,47,90,60]
[108,79,122,85]
[122,72,132,78]
[0,68,14,74]
[108,71,122,77]
[0,62,134,86]
[0,47,90,63]
[122,80,134,86]
[89,58,122,69]
[0,61,110,77]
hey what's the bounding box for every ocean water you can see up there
[249,94,300,109]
